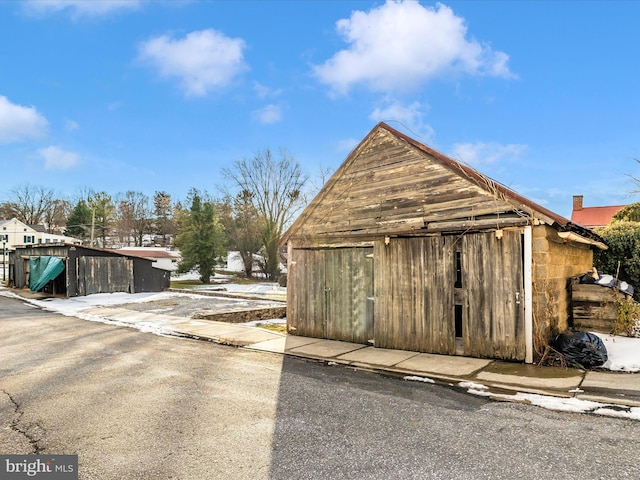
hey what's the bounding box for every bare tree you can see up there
[307,164,336,198]
[115,191,151,246]
[4,184,55,225]
[220,191,263,277]
[43,198,72,234]
[223,148,306,280]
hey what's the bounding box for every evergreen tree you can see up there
[594,220,640,301]
[175,189,224,284]
[153,191,175,246]
[65,200,92,241]
[88,191,115,247]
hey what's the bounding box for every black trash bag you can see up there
[554,332,608,368]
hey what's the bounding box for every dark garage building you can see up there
[9,243,170,297]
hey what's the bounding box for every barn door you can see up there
[461,230,525,360]
[373,237,456,354]
[323,247,374,344]
[287,247,374,343]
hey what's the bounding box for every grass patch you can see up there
[254,322,287,334]
[171,270,271,289]
[169,279,203,289]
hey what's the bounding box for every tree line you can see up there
[1,149,309,283]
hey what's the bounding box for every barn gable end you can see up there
[285,124,539,245]
[284,123,605,363]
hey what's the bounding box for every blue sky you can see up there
[1,0,639,218]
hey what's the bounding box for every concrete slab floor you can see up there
[475,371,583,391]
[583,371,640,390]
[247,336,322,354]
[213,329,283,346]
[394,353,493,377]
[481,362,584,379]
[337,347,420,367]
[475,362,583,390]
[287,339,368,359]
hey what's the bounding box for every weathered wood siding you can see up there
[462,230,525,360]
[288,247,374,343]
[289,127,525,242]
[288,248,325,338]
[78,256,134,296]
[289,231,525,360]
[571,283,618,333]
[374,236,456,353]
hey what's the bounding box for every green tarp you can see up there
[29,256,65,292]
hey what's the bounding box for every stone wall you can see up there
[532,225,593,352]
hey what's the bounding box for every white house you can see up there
[0,218,81,253]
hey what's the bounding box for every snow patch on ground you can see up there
[461,382,640,421]
[404,375,435,384]
[598,334,640,372]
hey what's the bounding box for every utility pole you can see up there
[2,241,5,282]
[90,207,95,247]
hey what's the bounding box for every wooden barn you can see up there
[9,243,170,297]
[281,123,607,363]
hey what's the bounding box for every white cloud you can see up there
[253,81,283,99]
[138,29,248,97]
[38,146,80,170]
[314,0,515,95]
[23,0,143,18]
[369,100,435,144]
[451,141,527,166]
[0,96,48,143]
[251,104,282,124]
[65,119,79,131]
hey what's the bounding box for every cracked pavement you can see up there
[0,389,36,454]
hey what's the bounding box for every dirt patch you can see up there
[115,293,286,324]
[193,307,287,323]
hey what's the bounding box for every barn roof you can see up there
[283,122,605,247]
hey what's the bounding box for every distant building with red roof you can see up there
[108,247,180,271]
[571,195,626,229]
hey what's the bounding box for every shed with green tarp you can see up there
[29,256,65,292]
[9,243,170,297]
